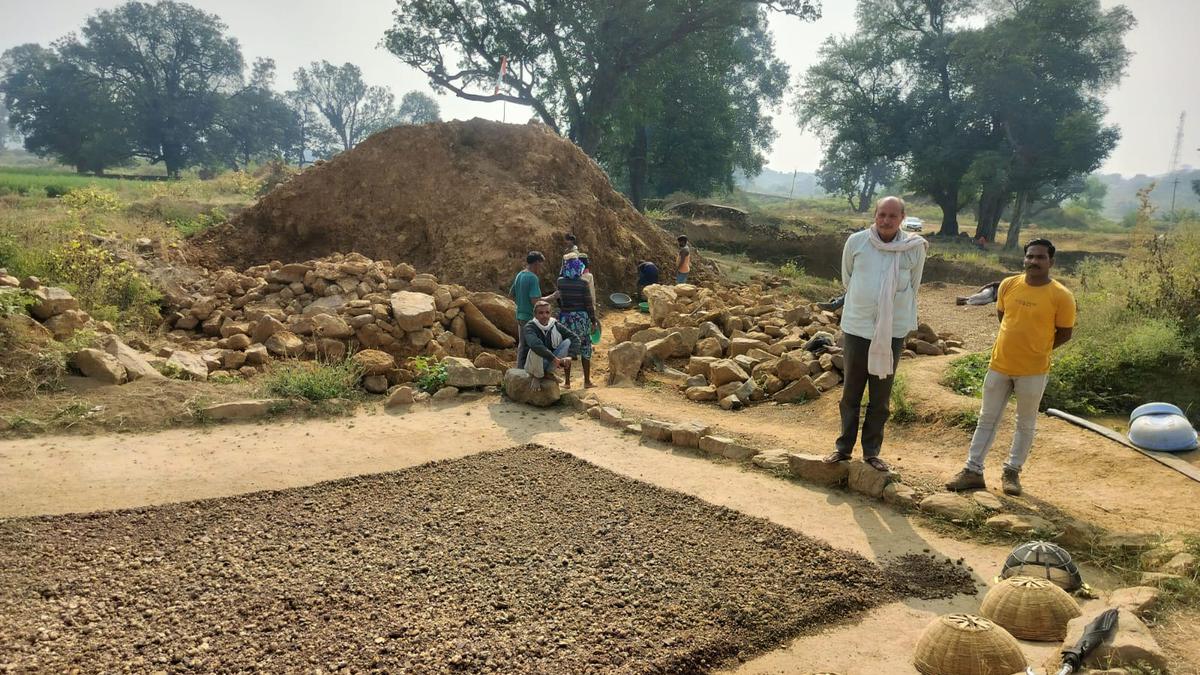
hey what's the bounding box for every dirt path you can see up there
[1,397,1087,673]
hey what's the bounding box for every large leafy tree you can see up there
[961,0,1132,247]
[384,0,819,158]
[209,58,298,169]
[796,35,908,212]
[397,91,441,124]
[292,61,398,152]
[55,0,244,177]
[1,43,133,173]
[598,6,787,208]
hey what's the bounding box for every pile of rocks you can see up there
[152,252,519,384]
[0,272,111,341]
[605,282,964,409]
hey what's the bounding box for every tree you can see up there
[796,34,908,212]
[0,101,19,146]
[959,0,1132,248]
[0,43,133,173]
[1069,175,1108,211]
[209,58,298,169]
[397,91,441,124]
[384,0,818,157]
[1191,178,1200,199]
[596,6,788,208]
[293,61,398,152]
[55,1,244,177]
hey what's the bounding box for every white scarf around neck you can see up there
[866,226,927,378]
[533,316,562,349]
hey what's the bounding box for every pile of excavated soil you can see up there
[188,119,693,294]
[0,444,977,673]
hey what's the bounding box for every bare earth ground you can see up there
[2,281,1199,672]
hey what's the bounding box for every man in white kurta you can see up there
[825,196,927,472]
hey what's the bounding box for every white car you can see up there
[903,216,924,232]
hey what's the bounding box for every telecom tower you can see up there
[1167,111,1186,218]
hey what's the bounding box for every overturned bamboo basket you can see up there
[979,576,1082,641]
[912,614,1027,675]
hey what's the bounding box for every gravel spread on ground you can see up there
[1,444,969,673]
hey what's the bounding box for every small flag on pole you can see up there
[494,56,508,95]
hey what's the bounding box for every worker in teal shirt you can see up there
[511,251,546,368]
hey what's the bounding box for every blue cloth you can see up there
[637,262,659,287]
[675,272,688,284]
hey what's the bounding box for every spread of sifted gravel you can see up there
[0,444,970,673]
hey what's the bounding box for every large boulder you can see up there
[642,332,684,365]
[709,359,749,387]
[468,292,519,338]
[773,376,820,403]
[352,349,396,376]
[30,286,80,320]
[461,300,517,349]
[100,335,164,381]
[43,309,91,339]
[265,331,305,358]
[165,351,208,381]
[443,356,503,388]
[70,348,127,385]
[787,453,849,487]
[643,284,679,326]
[503,368,561,407]
[251,315,286,343]
[919,493,977,520]
[311,313,354,339]
[390,291,438,331]
[607,341,646,386]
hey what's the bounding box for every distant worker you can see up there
[523,300,581,389]
[945,239,1075,496]
[636,260,660,299]
[676,235,691,284]
[510,250,546,369]
[956,281,1002,306]
[564,233,579,255]
[555,257,598,388]
[825,196,928,473]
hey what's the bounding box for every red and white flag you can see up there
[493,56,508,95]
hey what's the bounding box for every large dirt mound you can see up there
[189,119,687,293]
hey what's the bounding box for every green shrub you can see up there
[943,352,990,397]
[778,260,806,278]
[0,289,35,317]
[947,409,980,430]
[411,355,447,393]
[45,238,161,328]
[262,359,362,402]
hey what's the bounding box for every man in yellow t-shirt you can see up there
[945,239,1076,496]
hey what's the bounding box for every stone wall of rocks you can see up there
[606,282,965,409]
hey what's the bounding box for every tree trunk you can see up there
[163,143,183,180]
[626,125,648,212]
[1003,190,1029,250]
[976,185,1010,242]
[934,185,961,236]
[856,176,877,213]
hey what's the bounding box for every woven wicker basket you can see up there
[912,614,1027,675]
[980,576,1081,641]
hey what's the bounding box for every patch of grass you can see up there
[261,359,362,402]
[778,260,805,278]
[943,352,990,397]
[410,356,447,394]
[889,372,919,425]
[946,408,980,430]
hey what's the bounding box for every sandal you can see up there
[864,457,891,472]
[822,451,851,464]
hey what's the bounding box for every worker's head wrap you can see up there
[561,257,585,280]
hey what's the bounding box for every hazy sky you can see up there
[2,0,1197,176]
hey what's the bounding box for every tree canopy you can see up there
[797,0,1133,238]
[384,0,818,160]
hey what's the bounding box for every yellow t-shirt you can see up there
[990,275,1076,376]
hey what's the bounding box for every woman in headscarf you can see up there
[555,256,598,388]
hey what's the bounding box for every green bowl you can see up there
[590,324,602,345]
[638,301,650,313]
